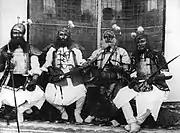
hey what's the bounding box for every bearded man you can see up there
[0,22,45,123]
[41,27,87,123]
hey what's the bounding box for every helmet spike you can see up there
[17,16,20,24]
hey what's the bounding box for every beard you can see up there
[137,44,149,54]
[8,37,28,53]
[137,47,146,53]
[55,38,72,49]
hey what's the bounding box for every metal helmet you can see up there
[58,27,70,37]
[10,23,26,38]
[131,26,150,51]
[102,30,116,43]
[135,33,150,51]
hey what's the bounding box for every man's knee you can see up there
[45,85,56,103]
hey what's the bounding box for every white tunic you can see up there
[42,46,87,106]
[89,47,131,68]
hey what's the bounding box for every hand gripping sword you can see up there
[136,54,180,91]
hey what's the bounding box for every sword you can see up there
[129,54,180,91]
[148,54,180,80]
[140,54,180,90]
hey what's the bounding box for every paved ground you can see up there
[1,102,180,133]
[1,121,180,133]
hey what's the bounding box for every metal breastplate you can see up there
[11,48,29,75]
[136,57,151,79]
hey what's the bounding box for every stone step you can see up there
[0,121,180,133]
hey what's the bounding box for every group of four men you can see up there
[0,22,172,133]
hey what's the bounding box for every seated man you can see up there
[0,21,45,123]
[84,28,131,126]
[113,26,172,133]
[41,25,87,123]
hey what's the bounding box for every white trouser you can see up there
[122,102,137,124]
[45,78,86,106]
[0,85,45,123]
[113,85,168,124]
